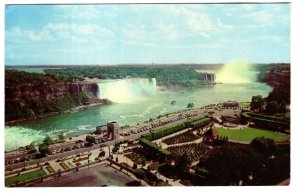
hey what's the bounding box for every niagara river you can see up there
[5,77,272,151]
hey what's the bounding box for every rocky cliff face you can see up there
[5,81,107,122]
[5,82,98,101]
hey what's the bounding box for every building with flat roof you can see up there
[107,121,119,140]
[223,100,239,108]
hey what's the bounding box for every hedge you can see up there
[188,118,211,129]
[247,112,289,124]
[142,116,210,141]
[139,138,171,156]
[242,112,289,129]
[186,115,209,124]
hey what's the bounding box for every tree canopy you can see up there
[200,144,267,185]
[250,95,265,112]
[250,137,275,156]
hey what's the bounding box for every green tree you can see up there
[43,135,53,145]
[86,135,95,144]
[250,95,265,112]
[202,144,266,185]
[58,132,65,141]
[134,169,146,180]
[265,101,279,114]
[187,103,195,109]
[250,137,275,156]
[38,143,49,157]
[98,151,106,157]
[112,145,119,153]
[25,141,36,150]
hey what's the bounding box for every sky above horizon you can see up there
[5,4,290,65]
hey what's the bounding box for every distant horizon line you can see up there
[5,62,291,67]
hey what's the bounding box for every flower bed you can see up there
[125,152,148,165]
[73,156,89,163]
[59,162,69,170]
[163,131,199,145]
[75,162,81,166]
[46,165,55,174]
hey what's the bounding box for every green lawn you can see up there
[5,169,46,186]
[214,127,289,143]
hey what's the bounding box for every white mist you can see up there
[216,61,257,83]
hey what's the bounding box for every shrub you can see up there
[133,163,137,169]
[86,135,96,143]
[139,138,171,157]
[134,168,146,180]
[98,151,105,157]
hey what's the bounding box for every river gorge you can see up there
[5,75,272,151]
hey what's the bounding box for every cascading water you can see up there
[216,61,258,83]
[97,78,157,103]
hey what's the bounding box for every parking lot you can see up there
[37,163,135,187]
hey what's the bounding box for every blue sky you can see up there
[5,4,290,65]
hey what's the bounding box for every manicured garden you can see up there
[5,169,46,186]
[163,131,199,145]
[59,162,70,170]
[168,143,209,162]
[46,165,55,174]
[214,127,289,142]
[142,116,210,141]
[125,152,148,165]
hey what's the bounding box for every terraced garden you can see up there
[163,131,199,145]
[168,143,209,162]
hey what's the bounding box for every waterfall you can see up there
[97,78,157,103]
[216,61,257,83]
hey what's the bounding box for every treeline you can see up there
[44,66,209,87]
[5,69,64,86]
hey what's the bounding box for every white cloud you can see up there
[155,21,179,41]
[54,5,116,19]
[6,27,55,42]
[216,19,233,30]
[167,6,214,37]
[45,23,113,37]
